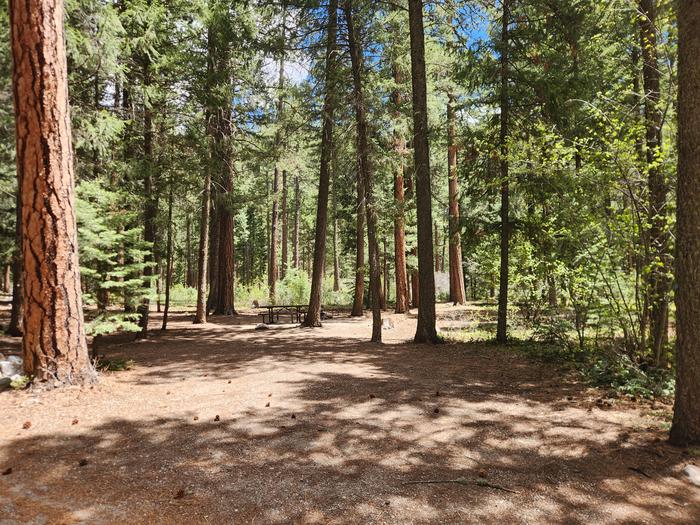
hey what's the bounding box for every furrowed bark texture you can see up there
[10,0,94,384]
[408,0,438,343]
[670,0,700,447]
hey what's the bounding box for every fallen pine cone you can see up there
[214,415,220,422]
[78,459,89,467]
[72,419,79,425]
[174,488,185,499]
[193,416,199,421]
[22,421,31,430]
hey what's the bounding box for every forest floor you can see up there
[0,302,699,524]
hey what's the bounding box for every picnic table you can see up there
[258,304,308,325]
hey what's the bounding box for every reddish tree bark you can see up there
[9,0,94,384]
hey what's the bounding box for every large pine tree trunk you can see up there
[670,0,700,447]
[344,0,382,342]
[302,0,338,328]
[496,0,510,343]
[214,165,236,315]
[638,0,671,365]
[447,94,466,305]
[408,0,438,343]
[9,0,94,384]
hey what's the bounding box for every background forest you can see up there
[0,0,678,393]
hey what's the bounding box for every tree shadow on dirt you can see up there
[1,311,699,523]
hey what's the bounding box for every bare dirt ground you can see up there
[1,303,699,524]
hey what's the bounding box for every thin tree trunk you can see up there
[389,18,409,314]
[638,0,670,365]
[269,167,280,300]
[302,0,338,328]
[162,175,174,330]
[434,222,440,272]
[332,166,341,292]
[408,0,438,343]
[496,0,510,343]
[447,94,466,304]
[344,0,382,341]
[382,237,389,310]
[9,0,94,384]
[194,107,213,323]
[351,163,366,317]
[156,261,162,313]
[139,57,157,337]
[2,264,9,294]
[670,0,700,447]
[293,174,300,268]
[281,169,289,280]
[185,215,194,287]
[270,4,287,297]
[7,189,23,337]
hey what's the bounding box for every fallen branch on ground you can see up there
[402,477,518,494]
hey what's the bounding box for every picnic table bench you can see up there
[258,304,307,325]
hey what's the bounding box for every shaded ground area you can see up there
[1,304,699,524]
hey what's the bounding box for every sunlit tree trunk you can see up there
[9,0,94,384]
[351,155,366,317]
[447,94,466,305]
[670,0,700,447]
[408,0,438,343]
[302,0,338,327]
